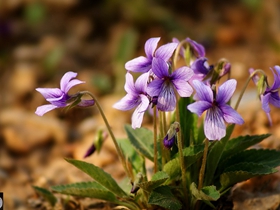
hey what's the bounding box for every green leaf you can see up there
[163,144,204,181]
[52,181,117,202]
[190,182,220,201]
[204,124,235,186]
[179,97,199,146]
[220,162,277,191]
[33,186,57,207]
[221,134,270,160]
[124,124,154,161]
[148,186,182,210]
[65,158,127,197]
[138,171,169,192]
[118,138,144,173]
[221,149,280,170]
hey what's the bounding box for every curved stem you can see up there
[153,106,158,173]
[173,40,188,69]
[80,91,131,179]
[198,138,209,190]
[234,69,267,110]
[175,94,188,203]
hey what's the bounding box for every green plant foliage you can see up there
[219,162,277,191]
[163,144,204,181]
[148,186,182,210]
[65,158,127,198]
[220,149,280,170]
[33,186,57,207]
[52,181,118,202]
[190,182,220,201]
[221,134,271,160]
[124,124,154,161]
[138,171,169,192]
[118,138,144,173]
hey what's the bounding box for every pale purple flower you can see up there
[113,72,150,129]
[187,79,244,140]
[251,66,280,124]
[125,37,178,73]
[147,58,193,111]
[35,71,95,116]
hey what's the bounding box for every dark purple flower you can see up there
[35,71,95,116]
[163,122,180,149]
[113,72,150,129]
[187,79,244,140]
[147,58,193,111]
[252,66,280,124]
[125,37,178,73]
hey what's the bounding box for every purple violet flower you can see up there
[125,37,178,73]
[147,57,194,111]
[251,66,280,124]
[187,79,244,140]
[113,72,150,129]
[35,71,95,116]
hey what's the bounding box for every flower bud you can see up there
[163,122,180,149]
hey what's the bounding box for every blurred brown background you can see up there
[1,0,280,209]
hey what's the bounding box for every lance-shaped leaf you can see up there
[163,144,204,181]
[219,162,277,192]
[221,134,270,160]
[33,186,57,207]
[52,181,117,202]
[138,171,169,192]
[148,186,182,210]
[220,149,280,171]
[65,158,127,197]
[179,97,200,146]
[124,124,154,161]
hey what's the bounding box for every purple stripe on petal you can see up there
[220,104,244,124]
[192,80,213,102]
[152,57,169,78]
[204,107,226,140]
[216,79,236,104]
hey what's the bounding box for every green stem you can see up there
[198,138,209,190]
[234,69,267,110]
[175,94,188,203]
[153,106,158,173]
[173,40,188,69]
[81,91,131,179]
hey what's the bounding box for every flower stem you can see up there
[153,106,158,173]
[234,69,267,110]
[175,95,188,203]
[81,91,131,179]
[173,40,188,69]
[198,138,209,190]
